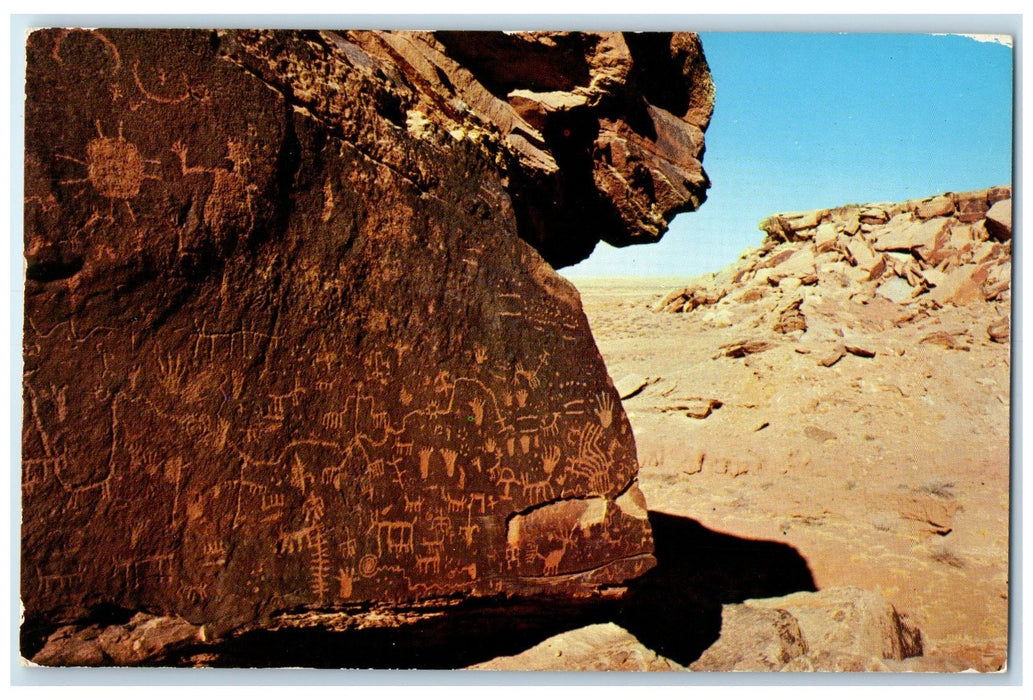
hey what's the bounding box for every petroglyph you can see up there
[131,59,209,106]
[592,391,615,429]
[57,119,161,222]
[22,28,671,636]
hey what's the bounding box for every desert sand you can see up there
[570,268,1010,672]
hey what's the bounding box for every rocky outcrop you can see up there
[655,187,1012,346]
[22,29,713,661]
[689,587,923,672]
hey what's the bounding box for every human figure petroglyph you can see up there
[290,453,315,495]
[460,505,479,547]
[428,514,454,543]
[337,567,354,599]
[492,466,519,501]
[505,544,521,570]
[341,528,358,558]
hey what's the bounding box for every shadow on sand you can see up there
[165,510,815,669]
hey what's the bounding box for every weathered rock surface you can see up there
[689,587,923,672]
[658,186,1011,315]
[30,613,205,667]
[22,29,713,661]
[583,186,1010,672]
[467,622,687,671]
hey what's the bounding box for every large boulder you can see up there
[690,587,923,672]
[22,28,713,654]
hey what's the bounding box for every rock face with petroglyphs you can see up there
[22,29,713,657]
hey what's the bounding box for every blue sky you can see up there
[565,32,1014,278]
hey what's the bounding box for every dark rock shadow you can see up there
[157,510,815,669]
[162,595,614,670]
[613,511,817,667]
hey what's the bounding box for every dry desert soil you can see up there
[570,271,1010,672]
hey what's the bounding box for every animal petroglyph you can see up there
[23,28,672,636]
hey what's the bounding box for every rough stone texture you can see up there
[23,29,713,655]
[659,186,1011,316]
[30,613,204,667]
[689,605,808,671]
[985,199,1012,240]
[467,622,687,671]
[690,587,922,672]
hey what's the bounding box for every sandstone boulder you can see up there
[23,29,713,654]
[691,587,923,672]
[985,199,1012,240]
[913,194,955,220]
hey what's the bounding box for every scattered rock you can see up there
[773,297,807,334]
[928,263,993,307]
[913,194,955,220]
[988,317,1010,344]
[985,199,1012,240]
[682,398,723,419]
[803,425,837,442]
[615,374,658,400]
[845,237,887,280]
[719,339,776,358]
[875,276,919,304]
[954,189,991,223]
[655,285,726,313]
[845,345,876,358]
[816,344,846,367]
[920,330,971,351]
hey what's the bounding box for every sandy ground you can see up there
[571,275,1011,672]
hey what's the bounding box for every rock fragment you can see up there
[985,199,1012,240]
[988,317,1010,344]
[719,339,776,358]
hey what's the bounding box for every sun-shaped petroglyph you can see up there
[57,120,162,223]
